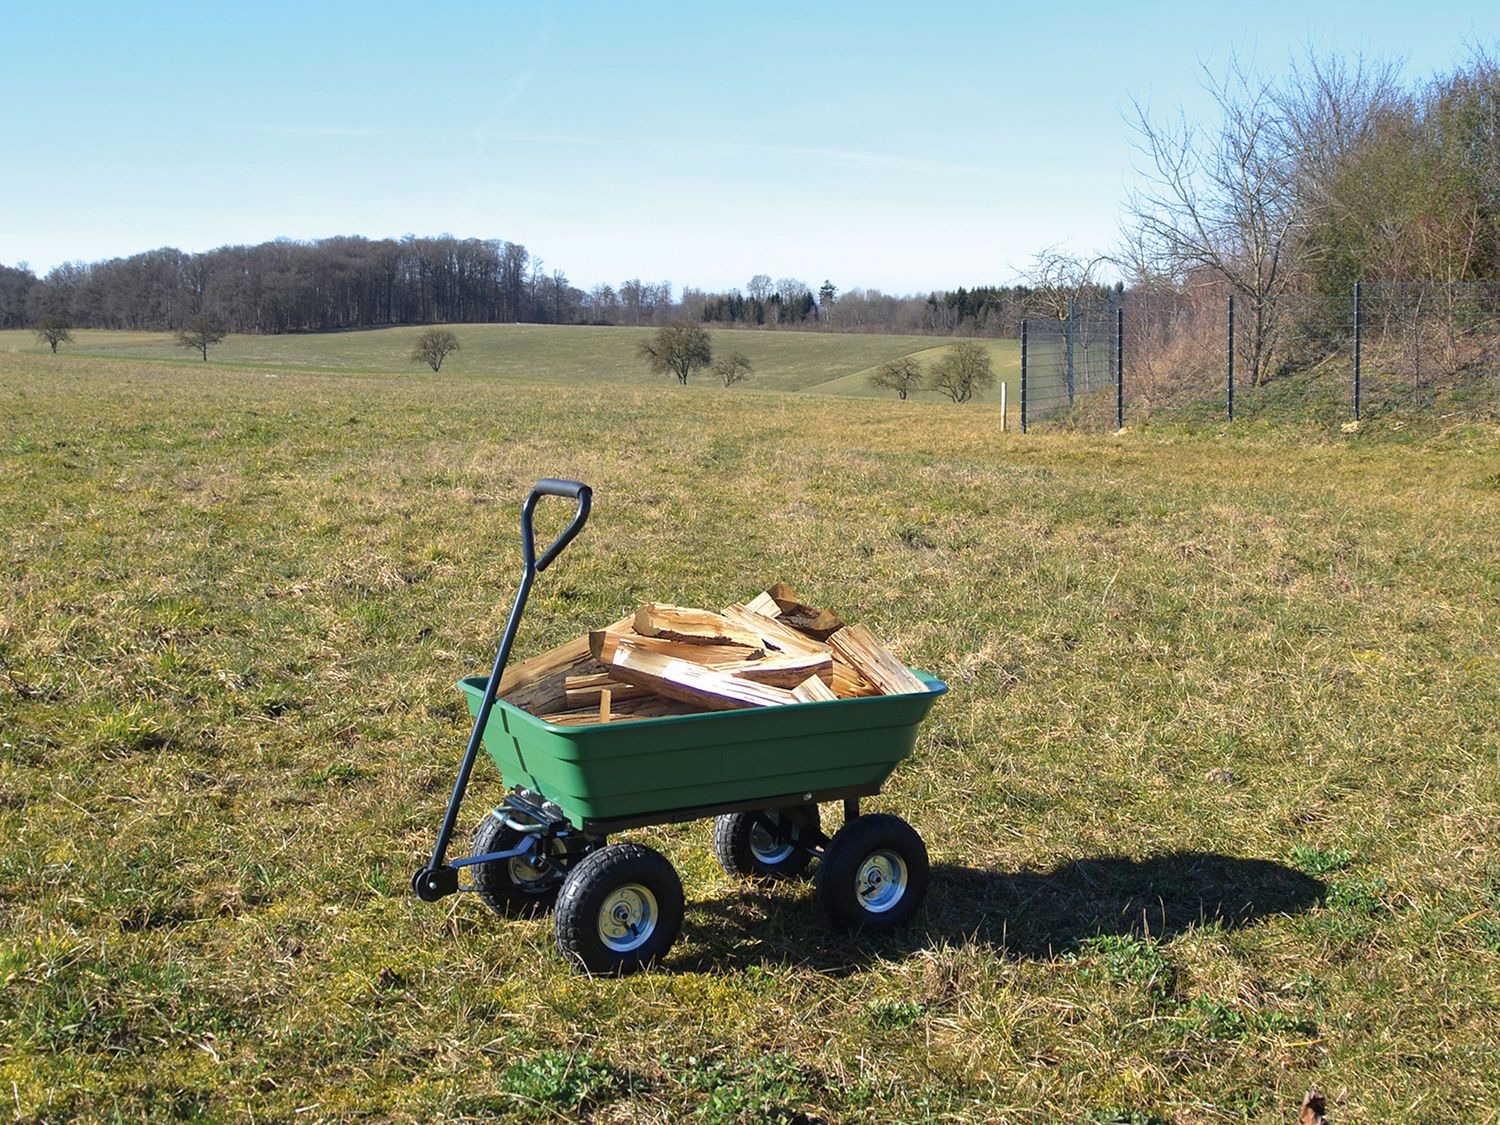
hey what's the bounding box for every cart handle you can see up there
[413,478,593,900]
[524,479,592,574]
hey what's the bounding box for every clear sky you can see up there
[1,1,1492,294]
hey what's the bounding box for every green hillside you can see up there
[0,325,1016,402]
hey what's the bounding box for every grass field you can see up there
[0,326,1020,405]
[2,348,1498,1121]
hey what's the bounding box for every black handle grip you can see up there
[521,479,592,574]
[533,478,589,500]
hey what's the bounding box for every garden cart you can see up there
[412,479,947,974]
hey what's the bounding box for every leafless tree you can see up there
[712,351,752,387]
[174,314,225,361]
[1125,57,1302,385]
[410,327,460,371]
[926,341,995,403]
[868,356,924,400]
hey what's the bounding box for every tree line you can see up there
[0,237,1106,342]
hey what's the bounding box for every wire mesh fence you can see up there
[1020,281,1500,432]
[1020,297,1123,432]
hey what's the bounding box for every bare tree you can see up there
[712,351,752,387]
[34,313,73,353]
[639,322,712,384]
[1125,57,1302,385]
[926,342,995,403]
[1020,246,1106,321]
[868,356,924,400]
[746,274,773,302]
[174,314,225,361]
[410,327,461,371]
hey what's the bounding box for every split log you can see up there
[609,640,796,711]
[711,650,834,688]
[591,630,757,667]
[743,591,780,617]
[832,660,882,699]
[828,623,928,696]
[540,695,702,726]
[500,613,633,714]
[564,672,652,708]
[633,603,766,653]
[765,582,845,640]
[721,603,829,659]
[791,675,839,703]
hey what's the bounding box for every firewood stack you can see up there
[494,583,930,725]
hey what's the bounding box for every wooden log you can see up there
[743,590,780,617]
[828,623,928,696]
[765,582,845,640]
[832,660,882,699]
[540,695,702,726]
[500,613,633,714]
[721,603,829,659]
[609,640,795,711]
[598,688,612,724]
[564,672,652,708]
[591,630,757,667]
[791,675,839,703]
[633,603,766,653]
[710,650,834,688]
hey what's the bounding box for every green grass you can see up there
[1,349,1498,1120]
[0,324,1018,403]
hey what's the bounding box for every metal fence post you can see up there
[1353,280,1362,421]
[1227,295,1235,422]
[1020,319,1029,434]
[1065,297,1075,406]
[1115,306,1125,430]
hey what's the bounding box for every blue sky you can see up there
[1,1,1492,293]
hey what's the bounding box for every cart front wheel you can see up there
[471,813,565,916]
[818,814,929,933]
[712,805,821,880]
[555,843,684,975]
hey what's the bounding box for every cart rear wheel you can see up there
[554,843,684,975]
[818,814,929,933]
[712,805,821,880]
[471,813,565,916]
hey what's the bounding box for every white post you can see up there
[1000,381,1008,432]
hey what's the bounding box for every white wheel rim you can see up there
[750,816,795,864]
[855,849,908,913]
[598,883,658,952]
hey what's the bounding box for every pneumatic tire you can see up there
[817,814,929,933]
[712,805,821,880]
[554,843,684,975]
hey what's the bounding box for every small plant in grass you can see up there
[499,1049,616,1110]
[1292,843,1354,875]
[1327,875,1389,914]
[865,998,927,1029]
[1075,933,1177,997]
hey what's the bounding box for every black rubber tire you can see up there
[554,843,684,975]
[471,812,565,916]
[817,813,929,933]
[712,805,821,880]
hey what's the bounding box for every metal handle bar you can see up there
[522,479,591,574]
[413,478,593,900]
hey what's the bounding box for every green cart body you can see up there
[459,671,946,832]
[414,480,947,975]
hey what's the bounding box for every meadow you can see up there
[0,325,1020,404]
[1,337,1497,1122]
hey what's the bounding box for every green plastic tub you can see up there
[458,672,948,830]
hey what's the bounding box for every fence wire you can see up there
[1021,297,1122,432]
[1022,281,1500,432]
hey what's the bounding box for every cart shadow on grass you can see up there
[677,851,1324,973]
